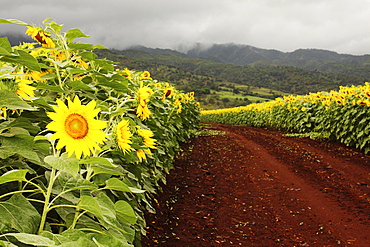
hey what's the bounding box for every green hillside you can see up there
[95,48,367,109]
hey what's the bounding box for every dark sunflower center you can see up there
[65,113,89,139]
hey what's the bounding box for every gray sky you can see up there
[1,0,370,55]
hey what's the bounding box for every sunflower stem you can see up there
[38,167,57,234]
[85,164,93,181]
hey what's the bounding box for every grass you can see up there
[197,81,290,110]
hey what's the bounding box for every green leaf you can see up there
[0,134,41,164]
[32,97,54,111]
[40,73,57,80]
[0,117,40,135]
[0,37,12,55]
[93,44,107,49]
[79,157,115,167]
[90,233,130,247]
[44,153,79,177]
[97,78,128,92]
[3,233,56,247]
[37,82,65,93]
[53,172,98,195]
[0,50,41,71]
[115,200,137,225]
[90,165,123,176]
[0,170,28,184]
[68,43,94,51]
[0,149,14,160]
[77,195,103,219]
[0,240,18,247]
[67,80,93,91]
[0,19,28,26]
[0,127,29,137]
[0,90,34,110]
[80,51,97,60]
[96,193,117,226]
[0,194,41,234]
[40,231,70,246]
[59,229,96,246]
[65,29,89,43]
[104,178,131,192]
[42,230,99,247]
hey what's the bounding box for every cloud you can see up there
[1,0,370,54]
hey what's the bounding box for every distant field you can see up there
[198,83,289,110]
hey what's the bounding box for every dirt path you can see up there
[142,123,370,246]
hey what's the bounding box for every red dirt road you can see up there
[142,123,370,246]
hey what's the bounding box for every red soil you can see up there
[142,123,370,246]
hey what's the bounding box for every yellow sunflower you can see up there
[25,26,55,48]
[46,96,107,159]
[136,149,146,163]
[0,107,6,119]
[136,86,153,120]
[119,68,132,80]
[16,79,36,100]
[136,127,156,162]
[140,71,152,80]
[116,119,132,153]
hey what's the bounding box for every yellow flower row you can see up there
[201,82,370,116]
[1,22,198,162]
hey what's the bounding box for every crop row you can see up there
[0,19,199,246]
[201,83,370,153]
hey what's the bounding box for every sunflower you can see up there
[116,119,132,153]
[0,107,6,119]
[119,68,132,80]
[162,83,175,101]
[140,71,152,80]
[46,96,107,159]
[25,26,55,48]
[136,86,153,120]
[16,79,36,100]
[136,127,156,162]
[136,149,146,163]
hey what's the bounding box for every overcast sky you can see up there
[1,0,370,55]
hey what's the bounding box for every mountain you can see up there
[97,48,367,93]
[0,33,32,46]
[186,43,286,65]
[130,43,370,79]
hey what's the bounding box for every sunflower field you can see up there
[201,83,370,153]
[0,19,199,246]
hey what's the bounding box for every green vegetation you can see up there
[0,19,199,247]
[95,48,367,109]
[201,83,370,153]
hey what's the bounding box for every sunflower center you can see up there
[65,113,89,139]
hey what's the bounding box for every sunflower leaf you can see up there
[90,165,123,176]
[0,170,28,184]
[103,178,131,192]
[0,37,12,55]
[0,91,34,110]
[53,172,98,195]
[77,195,103,219]
[3,233,56,247]
[79,157,115,167]
[0,50,41,71]
[44,153,79,177]
[0,19,28,26]
[0,134,41,164]
[0,194,41,234]
[67,80,94,91]
[37,82,65,93]
[115,200,137,225]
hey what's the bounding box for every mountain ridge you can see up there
[127,43,370,80]
[131,43,370,66]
